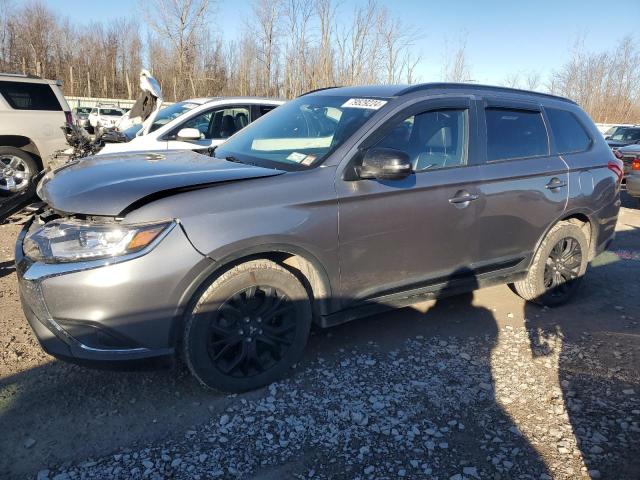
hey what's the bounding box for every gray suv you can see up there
[16,84,622,392]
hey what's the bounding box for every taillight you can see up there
[64,111,73,125]
[613,149,623,160]
[608,159,624,184]
[633,158,640,171]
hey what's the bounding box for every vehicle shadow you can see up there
[0,268,555,479]
[523,226,640,479]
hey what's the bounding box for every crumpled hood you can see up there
[38,150,285,216]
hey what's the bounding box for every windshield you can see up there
[100,108,123,116]
[75,107,91,114]
[215,95,386,169]
[122,101,201,138]
[148,101,200,132]
[611,127,640,141]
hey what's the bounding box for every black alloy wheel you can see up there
[543,237,583,298]
[184,259,312,392]
[208,285,297,378]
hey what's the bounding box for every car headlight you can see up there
[23,219,173,263]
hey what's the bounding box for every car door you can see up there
[473,98,569,269]
[336,97,484,303]
[164,105,251,151]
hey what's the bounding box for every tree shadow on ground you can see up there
[524,226,640,480]
[0,268,556,479]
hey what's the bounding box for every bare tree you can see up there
[282,0,314,97]
[502,72,521,88]
[524,71,541,91]
[252,0,281,96]
[442,32,472,83]
[549,36,640,122]
[312,0,336,88]
[141,0,212,100]
[403,50,421,84]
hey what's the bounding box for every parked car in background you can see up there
[87,105,124,134]
[102,99,205,144]
[600,123,636,136]
[98,97,282,155]
[17,83,621,392]
[614,144,640,205]
[605,125,640,148]
[72,107,92,129]
[0,73,71,193]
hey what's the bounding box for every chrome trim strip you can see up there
[23,221,177,281]
[77,344,149,354]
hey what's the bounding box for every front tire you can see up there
[183,259,312,392]
[512,221,589,306]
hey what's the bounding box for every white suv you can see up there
[87,105,125,133]
[99,97,283,155]
[0,73,71,193]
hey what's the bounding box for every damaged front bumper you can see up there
[15,215,209,364]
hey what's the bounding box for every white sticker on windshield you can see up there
[286,152,307,163]
[341,98,387,110]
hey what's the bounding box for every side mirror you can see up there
[177,127,202,141]
[357,148,412,180]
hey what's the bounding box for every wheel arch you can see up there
[0,135,43,170]
[529,209,597,270]
[172,242,335,347]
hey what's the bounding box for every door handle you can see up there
[448,193,479,204]
[545,178,567,190]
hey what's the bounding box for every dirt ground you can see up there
[1,198,639,480]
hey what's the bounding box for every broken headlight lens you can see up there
[23,219,172,263]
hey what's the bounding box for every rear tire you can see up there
[512,221,589,306]
[183,259,312,392]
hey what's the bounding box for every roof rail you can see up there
[298,86,341,97]
[397,82,576,104]
[0,72,42,79]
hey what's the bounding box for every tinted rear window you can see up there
[486,108,548,161]
[0,81,61,111]
[546,108,592,153]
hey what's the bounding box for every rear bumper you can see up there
[626,174,640,198]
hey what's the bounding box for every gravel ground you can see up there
[1,200,639,480]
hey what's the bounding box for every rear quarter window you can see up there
[0,81,62,111]
[486,108,548,161]
[546,108,592,154]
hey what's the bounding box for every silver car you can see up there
[614,144,640,205]
[16,84,622,392]
[0,73,72,193]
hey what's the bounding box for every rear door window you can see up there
[546,108,592,153]
[485,108,548,161]
[259,105,278,117]
[0,81,61,111]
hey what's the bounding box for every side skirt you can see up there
[318,269,528,329]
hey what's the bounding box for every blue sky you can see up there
[47,0,640,85]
